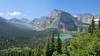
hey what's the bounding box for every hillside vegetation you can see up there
[0,30,100,56]
[0,17,100,56]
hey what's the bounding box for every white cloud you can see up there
[7,11,22,17]
[0,12,4,16]
[0,11,27,19]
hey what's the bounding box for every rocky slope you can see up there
[31,9,78,32]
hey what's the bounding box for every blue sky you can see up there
[0,0,100,19]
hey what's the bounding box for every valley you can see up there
[0,9,100,56]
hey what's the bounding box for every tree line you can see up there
[0,16,100,56]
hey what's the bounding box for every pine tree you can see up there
[51,33,55,55]
[56,32,62,54]
[37,47,42,56]
[46,39,51,56]
[98,17,100,29]
[65,45,70,56]
[88,24,92,33]
[45,33,55,56]
[88,16,96,34]
[29,50,32,56]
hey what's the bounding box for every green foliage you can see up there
[51,33,55,53]
[0,30,100,56]
[52,29,100,56]
[56,33,62,54]
[34,47,42,56]
[0,28,58,50]
[1,23,100,56]
[0,47,34,56]
[45,39,51,56]
[66,30,100,56]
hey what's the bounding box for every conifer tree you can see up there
[45,33,55,56]
[88,16,96,34]
[28,50,32,56]
[51,33,55,55]
[88,24,92,33]
[65,45,70,56]
[56,32,62,54]
[46,39,51,56]
[37,47,42,56]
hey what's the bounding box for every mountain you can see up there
[9,18,33,30]
[9,18,30,23]
[0,17,7,25]
[1,9,99,50]
[0,17,50,50]
[30,18,45,30]
[74,13,93,24]
[73,13,100,32]
[31,9,78,32]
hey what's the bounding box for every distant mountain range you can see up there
[0,9,100,49]
[30,9,100,32]
[9,18,30,24]
[3,9,78,32]
[0,9,100,32]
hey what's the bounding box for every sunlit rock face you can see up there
[31,9,77,32]
[74,13,93,24]
[74,13,100,32]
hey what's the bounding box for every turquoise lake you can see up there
[55,34,73,41]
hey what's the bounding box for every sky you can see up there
[0,0,100,20]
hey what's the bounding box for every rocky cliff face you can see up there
[3,10,99,32]
[31,9,78,32]
[74,13,93,24]
[74,13,100,32]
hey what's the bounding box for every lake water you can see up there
[55,34,73,41]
